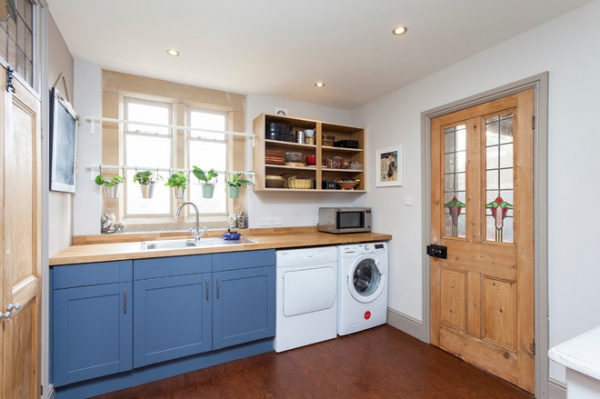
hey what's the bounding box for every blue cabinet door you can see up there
[133,255,212,367]
[213,265,275,350]
[133,274,211,367]
[53,281,133,386]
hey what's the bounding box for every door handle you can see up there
[0,303,21,319]
[7,303,20,312]
[426,244,447,259]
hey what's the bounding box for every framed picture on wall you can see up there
[49,87,79,193]
[376,146,402,187]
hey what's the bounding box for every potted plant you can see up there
[165,171,188,199]
[95,174,125,199]
[225,172,253,199]
[133,170,160,199]
[192,166,219,198]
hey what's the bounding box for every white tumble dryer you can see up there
[337,242,388,336]
[274,246,338,352]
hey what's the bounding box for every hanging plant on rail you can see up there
[165,171,188,199]
[95,174,124,199]
[133,170,161,199]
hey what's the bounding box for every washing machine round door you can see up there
[348,254,386,303]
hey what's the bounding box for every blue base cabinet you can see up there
[133,255,212,367]
[213,251,276,350]
[51,261,133,387]
[51,250,275,399]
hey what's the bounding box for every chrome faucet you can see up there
[176,202,207,242]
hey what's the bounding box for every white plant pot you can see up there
[103,184,120,199]
[174,187,185,199]
[139,182,155,199]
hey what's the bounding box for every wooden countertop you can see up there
[49,227,392,266]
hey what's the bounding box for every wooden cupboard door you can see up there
[430,89,535,393]
[0,68,42,399]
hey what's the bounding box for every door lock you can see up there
[426,244,447,259]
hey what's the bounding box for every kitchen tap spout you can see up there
[176,202,206,241]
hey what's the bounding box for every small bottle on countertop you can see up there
[237,211,248,229]
[228,213,237,228]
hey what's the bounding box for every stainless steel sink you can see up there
[140,237,257,250]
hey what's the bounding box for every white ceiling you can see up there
[47,0,593,109]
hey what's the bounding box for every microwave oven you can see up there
[318,207,372,234]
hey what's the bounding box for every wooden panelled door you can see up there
[0,66,42,398]
[429,89,535,393]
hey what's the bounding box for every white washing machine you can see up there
[274,246,338,352]
[337,242,388,336]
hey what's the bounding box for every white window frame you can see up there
[112,96,235,232]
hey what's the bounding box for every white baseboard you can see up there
[386,307,427,342]
[547,378,566,399]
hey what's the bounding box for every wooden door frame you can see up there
[420,73,549,397]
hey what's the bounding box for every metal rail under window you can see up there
[88,164,254,179]
[86,116,255,142]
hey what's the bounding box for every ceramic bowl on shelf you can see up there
[287,178,312,189]
[337,180,359,190]
[305,155,317,166]
[265,175,286,188]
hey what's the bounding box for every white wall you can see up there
[47,14,74,256]
[72,59,103,236]
[351,0,600,384]
[245,94,366,228]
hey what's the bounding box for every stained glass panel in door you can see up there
[485,113,514,243]
[443,125,467,238]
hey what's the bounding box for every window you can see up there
[124,98,172,217]
[188,108,227,215]
[101,70,247,234]
[0,0,34,87]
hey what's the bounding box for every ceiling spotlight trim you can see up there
[315,82,325,88]
[392,25,408,35]
[166,49,180,56]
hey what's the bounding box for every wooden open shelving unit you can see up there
[252,113,366,193]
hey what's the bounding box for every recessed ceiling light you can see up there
[392,25,408,36]
[315,82,325,88]
[166,49,180,56]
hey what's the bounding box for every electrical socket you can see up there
[259,217,274,226]
[273,217,282,226]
